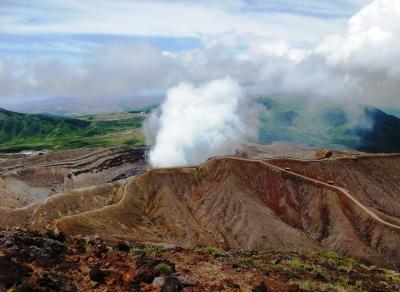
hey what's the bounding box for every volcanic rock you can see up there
[0,253,31,288]
[162,276,183,292]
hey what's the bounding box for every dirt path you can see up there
[222,157,400,231]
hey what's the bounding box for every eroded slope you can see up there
[56,156,400,269]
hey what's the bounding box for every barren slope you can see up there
[56,156,400,269]
[1,147,399,270]
[0,147,147,208]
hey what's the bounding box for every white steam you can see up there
[146,78,258,167]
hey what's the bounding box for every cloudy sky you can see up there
[0,0,399,110]
[0,0,368,54]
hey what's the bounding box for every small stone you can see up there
[152,276,166,286]
[175,274,196,287]
[232,283,240,289]
[282,255,293,260]
[271,259,281,265]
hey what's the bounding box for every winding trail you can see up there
[220,156,400,231]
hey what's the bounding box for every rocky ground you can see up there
[1,228,399,292]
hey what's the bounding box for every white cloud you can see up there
[0,0,354,43]
[315,0,400,105]
[0,0,399,109]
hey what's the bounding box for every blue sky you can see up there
[0,0,369,59]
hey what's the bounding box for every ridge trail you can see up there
[218,156,400,231]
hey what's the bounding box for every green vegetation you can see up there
[133,246,165,257]
[237,257,254,266]
[194,246,224,256]
[0,108,145,153]
[153,263,173,276]
[248,251,400,291]
[257,97,400,152]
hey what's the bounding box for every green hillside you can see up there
[0,108,145,153]
[257,98,400,153]
[356,107,400,153]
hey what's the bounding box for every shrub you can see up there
[153,263,173,276]
[194,247,224,256]
[133,246,165,257]
[237,258,254,266]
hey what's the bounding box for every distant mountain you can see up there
[357,107,400,153]
[0,108,90,143]
[2,99,400,154]
[0,108,144,153]
[257,98,400,153]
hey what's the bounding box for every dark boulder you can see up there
[133,267,156,284]
[45,229,66,242]
[36,271,77,292]
[0,229,67,268]
[252,282,269,292]
[162,277,183,292]
[94,243,109,258]
[89,265,107,283]
[0,254,31,289]
[115,240,132,252]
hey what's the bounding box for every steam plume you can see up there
[146,78,258,167]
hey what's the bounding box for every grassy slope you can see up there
[356,107,400,153]
[257,97,400,152]
[0,108,145,153]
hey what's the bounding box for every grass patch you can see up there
[153,263,173,276]
[381,269,400,286]
[133,246,165,257]
[318,251,355,266]
[237,258,254,266]
[291,279,352,291]
[194,246,224,256]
